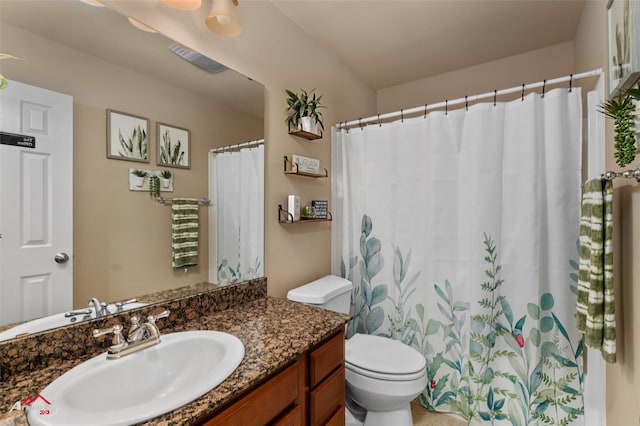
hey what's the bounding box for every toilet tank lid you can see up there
[287,275,352,305]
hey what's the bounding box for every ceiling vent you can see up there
[168,43,228,73]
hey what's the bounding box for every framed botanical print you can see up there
[156,122,190,169]
[607,0,640,97]
[106,109,149,163]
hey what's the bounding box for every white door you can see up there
[0,80,73,325]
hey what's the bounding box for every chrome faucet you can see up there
[88,298,110,318]
[93,310,170,359]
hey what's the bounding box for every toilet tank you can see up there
[286,275,353,314]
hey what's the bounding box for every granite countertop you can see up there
[0,297,349,426]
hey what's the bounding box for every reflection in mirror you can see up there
[0,0,264,337]
[209,139,264,285]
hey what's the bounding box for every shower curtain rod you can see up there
[336,68,603,130]
[210,138,264,153]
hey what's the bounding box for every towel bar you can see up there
[156,196,211,205]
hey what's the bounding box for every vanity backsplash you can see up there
[0,278,267,381]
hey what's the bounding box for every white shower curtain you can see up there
[211,145,264,284]
[332,88,585,424]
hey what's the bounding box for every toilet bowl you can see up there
[287,275,427,426]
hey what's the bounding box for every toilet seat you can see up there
[345,334,426,381]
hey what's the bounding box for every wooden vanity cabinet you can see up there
[200,329,345,426]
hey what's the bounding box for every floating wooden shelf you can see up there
[283,156,328,178]
[278,204,332,224]
[288,123,323,140]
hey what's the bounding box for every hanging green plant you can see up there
[149,175,160,198]
[0,53,21,90]
[601,85,639,167]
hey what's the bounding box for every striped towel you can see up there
[576,179,615,363]
[171,198,199,269]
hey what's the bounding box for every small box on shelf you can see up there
[312,200,328,219]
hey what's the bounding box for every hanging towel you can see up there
[171,198,199,269]
[576,179,615,363]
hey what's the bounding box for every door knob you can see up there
[54,252,70,264]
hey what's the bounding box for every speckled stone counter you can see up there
[0,287,349,425]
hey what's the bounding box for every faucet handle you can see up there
[64,309,92,318]
[147,310,170,324]
[93,324,126,349]
[115,298,138,311]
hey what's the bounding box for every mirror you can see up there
[0,0,264,335]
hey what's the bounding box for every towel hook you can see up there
[542,79,546,98]
[521,83,525,101]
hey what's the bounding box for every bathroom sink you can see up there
[0,302,147,341]
[27,330,245,426]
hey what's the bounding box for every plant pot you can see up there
[160,178,171,189]
[299,116,319,135]
[133,176,145,187]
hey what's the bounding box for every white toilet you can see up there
[287,275,427,426]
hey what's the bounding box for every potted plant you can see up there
[131,169,147,187]
[601,84,640,167]
[160,170,172,189]
[285,88,325,136]
[0,53,20,90]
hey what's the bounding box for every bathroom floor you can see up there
[411,400,467,426]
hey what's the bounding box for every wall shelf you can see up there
[287,122,323,140]
[283,156,328,178]
[278,204,332,224]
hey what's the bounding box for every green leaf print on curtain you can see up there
[343,215,584,425]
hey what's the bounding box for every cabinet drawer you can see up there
[274,405,302,426]
[310,330,344,388]
[309,366,345,426]
[204,361,300,425]
[325,405,345,426]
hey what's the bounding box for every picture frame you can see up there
[156,122,190,169]
[106,109,150,163]
[607,0,640,98]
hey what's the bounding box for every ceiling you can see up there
[271,0,587,90]
[0,0,264,118]
[0,0,586,99]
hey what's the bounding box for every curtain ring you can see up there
[493,89,497,106]
[359,118,363,130]
[424,104,428,118]
[542,79,546,98]
[345,121,349,134]
[569,73,573,92]
[521,83,525,101]
[445,100,448,115]
[401,109,404,123]
[465,95,468,111]
[378,114,381,127]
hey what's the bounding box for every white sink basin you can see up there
[0,302,147,341]
[27,330,245,426]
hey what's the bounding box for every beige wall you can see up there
[575,1,640,425]
[0,23,263,307]
[377,41,575,112]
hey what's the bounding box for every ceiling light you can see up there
[205,0,241,37]
[162,0,202,11]
[128,17,157,33]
